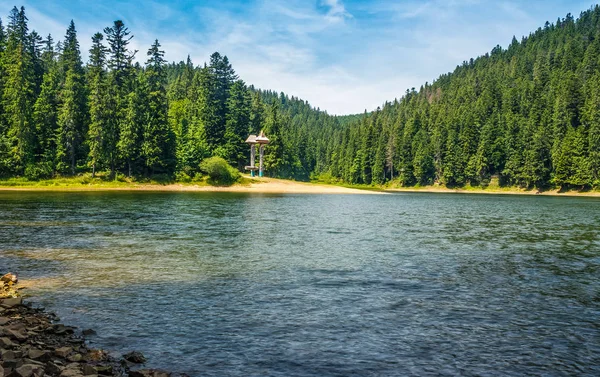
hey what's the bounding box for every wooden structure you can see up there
[245,131,270,177]
[245,135,258,177]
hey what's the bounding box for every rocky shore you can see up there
[0,273,180,377]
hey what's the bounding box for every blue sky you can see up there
[0,0,597,114]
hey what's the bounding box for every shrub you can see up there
[199,157,240,186]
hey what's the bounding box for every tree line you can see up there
[2,5,600,190]
[312,6,600,189]
[0,6,315,181]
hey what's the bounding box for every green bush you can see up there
[199,156,240,186]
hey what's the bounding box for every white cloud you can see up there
[321,0,353,23]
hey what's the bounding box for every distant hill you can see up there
[310,6,600,189]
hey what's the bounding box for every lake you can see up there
[0,191,599,376]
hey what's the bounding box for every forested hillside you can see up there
[316,7,600,189]
[2,5,600,189]
[0,6,338,181]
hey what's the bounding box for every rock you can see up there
[0,274,18,285]
[0,337,16,348]
[81,329,96,336]
[123,351,146,364]
[4,328,27,342]
[81,365,96,376]
[86,350,108,362]
[28,349,51,362]
[50,325,74,335]
[66,354,81,362]
[44,362,62,376]
[0,317,10,326]
[60,369,83,377]
[0,298,22,309]
[0,365,4,377]
[15,364,44,377]
[129,370,170,377]
[54,347,72,358]
[95,366,112,376]
[21,359,44,367]
[1,349,22,360]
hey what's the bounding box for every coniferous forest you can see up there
[2,5,600,189]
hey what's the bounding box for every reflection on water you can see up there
[1,191,600,376]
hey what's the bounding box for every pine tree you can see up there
[87,32,108,177]
[56,20,86,175]
[142,40,175,175]
[224,80,251,169]
[2,6,36,175]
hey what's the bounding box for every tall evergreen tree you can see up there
[142,40,175,174]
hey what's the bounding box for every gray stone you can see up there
[60,369,83,377]
[81,329,96,336]
[0,317,10,326]
[27,349,51,362]
[66,354,81,362]
[44,362,62,376]
[0,365,4,377]
[81,365,96,376]
[95,366,112,376]
[0,337,15,348]
[128,370,171,377]
[0,298,22,309]
[123,351,146,364]
[1,349,22,360]
[15,364,44,377]
[54,347,72,358]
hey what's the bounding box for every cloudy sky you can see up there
[0,0,596,114]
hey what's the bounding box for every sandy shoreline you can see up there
[1,177,599,197]
[0,177,380,195]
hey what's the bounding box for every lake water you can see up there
[0,191,599,376]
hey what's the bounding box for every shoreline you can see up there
[0,177,381,195]
[384,186,600,197]
[1,177,600,197]
[0,274,176,377]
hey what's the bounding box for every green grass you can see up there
[0,171,261,190]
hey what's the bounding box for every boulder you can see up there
[0,298,22,309]
[123,351,146,364]
[66,354,81,362]
[27,349,51,362]
[86,349,108,362]
[95,366,112,376]
[0,274,18,284]
[50,325,74,335]
[129,369,170,377]
[54,347,72,358]
[59,369,83,377]
[81,329,96,337]
[14,364,44,377]
[0,337,16,348]
[81,365,96,376]
[44,362,62,376]
[0,317,10,326]
[1,349,22,361]
[4,328,27,342]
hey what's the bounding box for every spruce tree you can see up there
[2,6,35,176]
[87,32,108,177]
[142,40,175,175]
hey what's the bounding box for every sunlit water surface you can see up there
[1,191,599,376]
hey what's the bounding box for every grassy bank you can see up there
[0,174,258,190]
